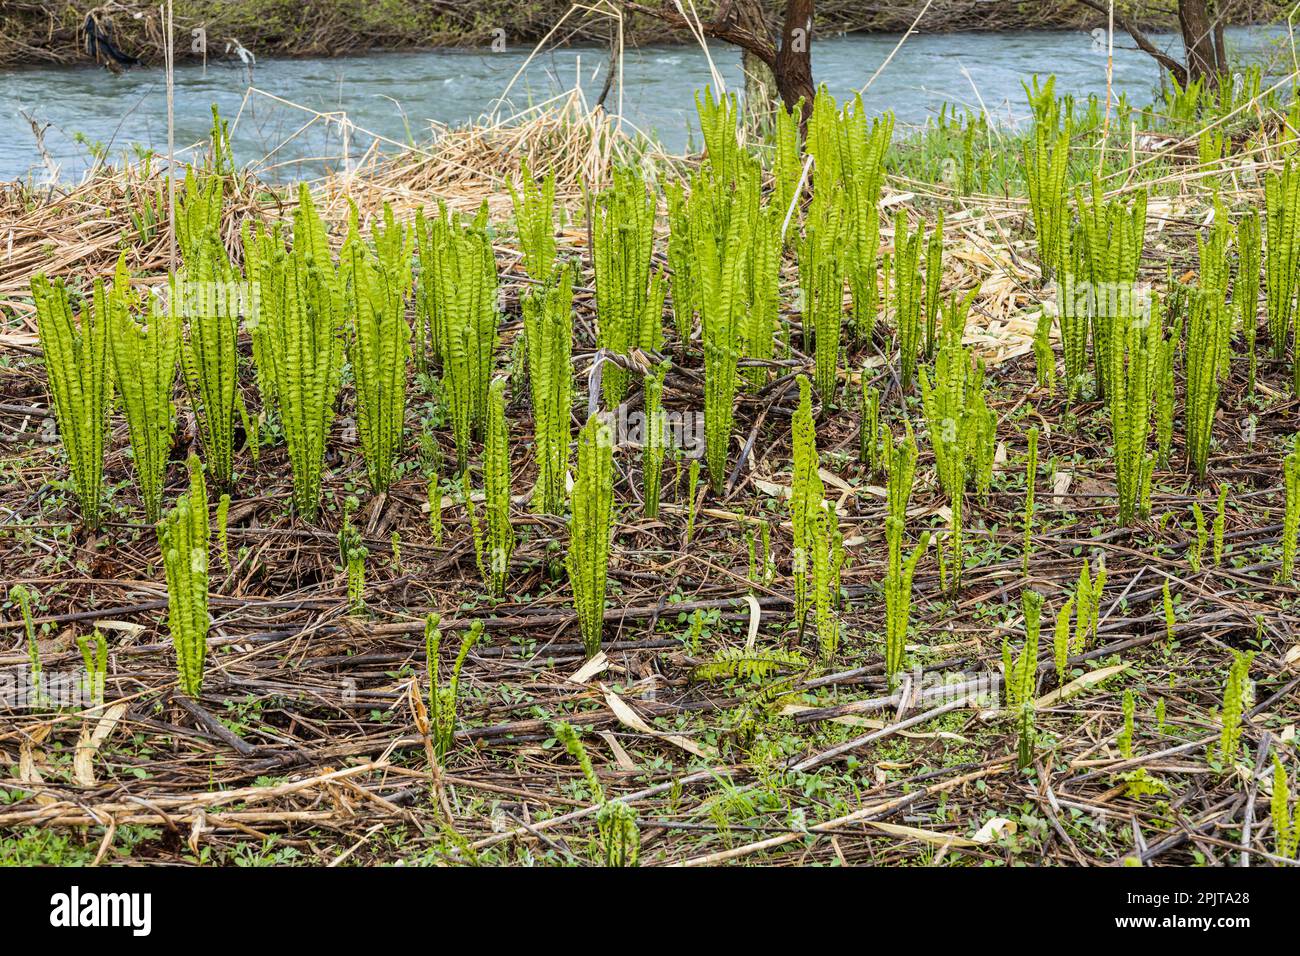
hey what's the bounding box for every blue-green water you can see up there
[0,26,1286,182]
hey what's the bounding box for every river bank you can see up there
[1,0,1287,68]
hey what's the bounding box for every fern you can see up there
[568,415,615,658]
[642,361,670,519]
[342,226,411,494]
[522,267,574,515]
[1052,596,1076,686]
[1184,286,1228,481]
[692,162,756,491]
[1237,208,1262,394]
[842,103,893,341]
[1265,160,1300,364]
[1272,757,1298,861]
[162,457,210,698]
[509,158,557,281]
[1215,649,1254,766]
[789,376,825,630]
[800,187,847,396]
[593,168,657,407]
[77,629,108,709]
[32,272,112,528]
[919,289,994,591]
[555,721,640,866]
[426,614,480,760]
[665,180,696,348]
[417,202,498,467]
[743,205,781,390]
[473,378,514,597]
[1003,589,1043,768]
[923,212,944,358]
[859,379,883,474]
[178,232,241,489]
[11,585,44,708]
[1281,439,1300,582]
[1212,484,1228,566]
[256,188,345,518]
[892,211,924,390]
[1022,427,1039,574]
[108,259,178,523]
[884,516,929,689]
[1076,180,1147,399]
[1103,279,1162,526]
[694,646,808,682]
[1024,122,1070,281]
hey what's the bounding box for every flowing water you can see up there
[0,26,1286,182]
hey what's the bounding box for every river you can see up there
[0,26,1286,182]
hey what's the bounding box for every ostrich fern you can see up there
[1265,161,1300,363]
[642,361,670,519]
[696,86,742,184]
[919,290,994,590]
[342,232,411,495]
[1003,589,1043,768]
[1023,122,1070,280]
[522,267,574,515]
[923,212,944,358]
[1184,285,1229,481]
[259,205,345,519]
[1237,208,1262,394]
[593,168,656,407]
[32,272,112,528]
[691,164,756,492]
[111,271,179,524]
[1281,439,1300,582]
[568,415,615,658]
[892,212,924,391]
[1104,286,1163,526]
[162,457,210,698]
[425,614,480,760]
[884,515,928,689]
[1273,758,1299,861]
[665,180,696,348]
[473,379,514,597]
[743,204,781,390]
[800,189,847,396]
[843,103,893,340]
[509,158,557,281]
[1076,180,1147,398]
[179,233,241,489]
[790,376,825,630]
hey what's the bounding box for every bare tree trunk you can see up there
[1178,0,1222,88]
[732,0,780,133]
[774,0,816,120]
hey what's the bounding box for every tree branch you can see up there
[1073,0,1188,86]
[616,1,778,70]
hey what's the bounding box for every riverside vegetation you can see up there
[2,69,1300,867]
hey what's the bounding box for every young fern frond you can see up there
[884,516,929,689]
[1214,650,1254,766]
[1281,439,1300,582]
[11,585,44,708]
[1184,286,1229,481]
[1077,180,1147,400]
[593,168,656,407]
[923,212,944,358]
[474,378,514,597]
[1265,160,1300,364]
[257,190,345,518]
[1022,427,1039,574]
[1237,208,1262,394]
[743,205,781,391]
[1103,279,1162,526]
[892,211,924,391]
[110,263,179,523]
[32,272,112,528]
[162,457,210,698]
[799,188,847,396]
[1052,596,1076,686]
[1003,589,1043,768]
[1272,758,1298,861]
[426,615,481,760]
[665,180,696,348]
[691,162,756,491]
[918,289,993,591]
[1023,122,1070,281]
[342,229,411,495]
[178,232,242,489]
[789,376,825,631]
[642,361,670,519]
[508,158,557,281]
[842,103,893,341]
[417,202,499,466]
[693,646,808,682]
[567,415,615,658]
[522,267,574,515]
